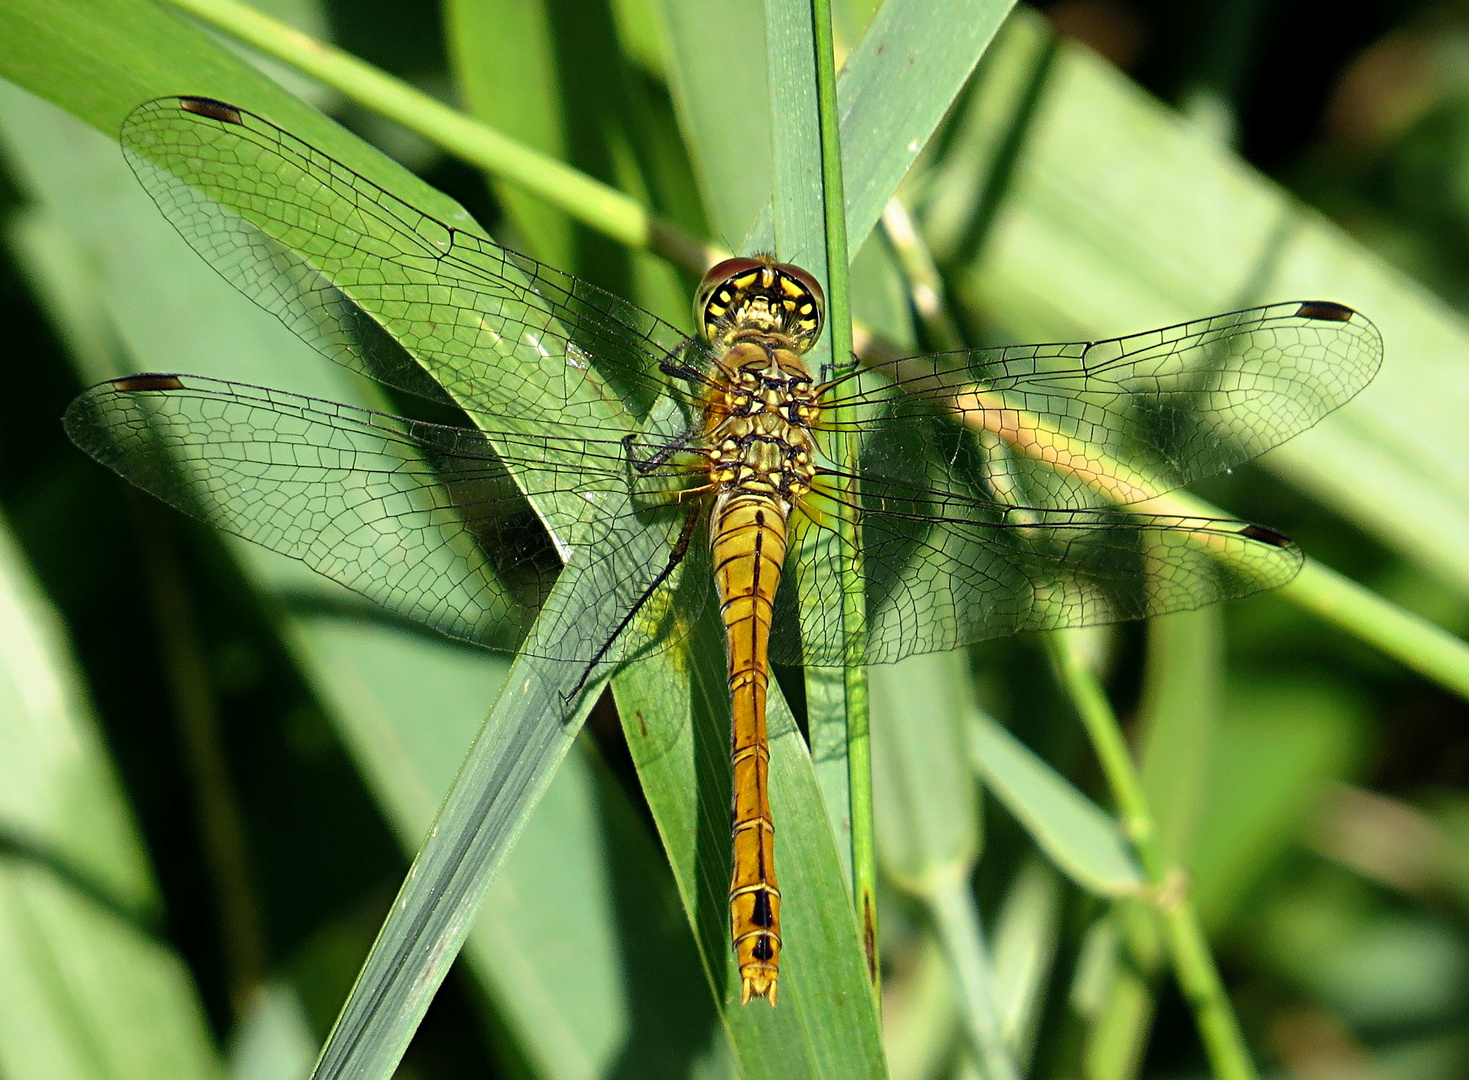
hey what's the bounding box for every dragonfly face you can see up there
[695,255,826,353]
[64,96,1384,1009]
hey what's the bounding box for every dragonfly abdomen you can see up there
[711,490,790,1004]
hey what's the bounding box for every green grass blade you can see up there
[989,858,1063,1067]
[444,0,694,385]
[872,652,1018,1078]
[0,508,220,1080]
[1080,611,1225,1074]
[0,16,710,1076]
[229,984,315,1080]
[1047,632,1258,1080]
[613,616,886,1079]
[934,8,1469,597]
[828,0,1014,253]
[654,0,772,244]
[967,709,1146,897]
[444,0,582,270]
[809,3,878,994]
[307,652,601,1079]
[743,0,1013,256]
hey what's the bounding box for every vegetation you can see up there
[0,0,1467,1077]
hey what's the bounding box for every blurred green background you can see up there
[1,0,1468,1078]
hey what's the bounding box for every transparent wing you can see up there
[776,477,1300,668]
[64,374,705,665]
[773,378,1307,666]
[823,301,1382,511]
[120,97,712,434]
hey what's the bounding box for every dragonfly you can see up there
[64,96,1383,1006]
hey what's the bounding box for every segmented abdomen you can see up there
[711,490,788,1004]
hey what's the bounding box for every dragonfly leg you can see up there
[563,501,703,702]
[622,427,704,474]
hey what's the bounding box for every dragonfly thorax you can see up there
[705,341,819,507]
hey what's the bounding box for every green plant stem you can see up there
[1281,558,1469,701]
[881,197,964,352]
[810,0,878,1004]
[1155,491,1469,706]
[1047,634,1258,1080]
[160,0,714,273]
[928,871,1021,1080]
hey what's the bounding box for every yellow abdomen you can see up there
[711,491,789,1004]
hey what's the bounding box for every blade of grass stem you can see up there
[966,713,1146,896]
[1047,630,1258,1080]
[928,874,1020,1080]
[1156,492,1469,706]
[871,651,1012,1076]
[0,509,221,1080]
[811,0,877,996]
[158,0,717,272]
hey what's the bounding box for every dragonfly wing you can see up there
[65,374,704,664]
[822,301,1382,510]
[120,97,704,436]
[776,479,1301,667]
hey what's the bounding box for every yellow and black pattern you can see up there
[696,255,825,354]
[696,259,826,1004]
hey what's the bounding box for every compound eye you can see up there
[774,262,825,316]
[695,256,767,340]
[771,261,826,349]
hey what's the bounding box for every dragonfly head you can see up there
[695,256,825,354]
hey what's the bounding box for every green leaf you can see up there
[0,510,220,1080]
[871,651,978,896]
[933,8,1469,595]
[0,42,706,1080]
[872,651,1017,1080]
[654,0,772,245]
[1138,610,1225,866]
[968,710,1146,897]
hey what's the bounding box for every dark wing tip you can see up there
[1294,300,1356,323]
[1239,522,1294,548]
[176,97,245,125]
[109,374,186,393]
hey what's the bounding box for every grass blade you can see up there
[0,42,707,1080]
[932,8,1469,595]
[0,507,220,1079]
[967,709,1146,897]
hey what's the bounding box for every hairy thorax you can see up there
[704,339,821,509]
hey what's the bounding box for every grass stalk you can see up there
[1280,558,1469,701]
[1157,491,1469,707]
[159,0,715,272]
[810,0,879,1003]
[1047,633,1259,1080]
[928,871,1022,1080]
